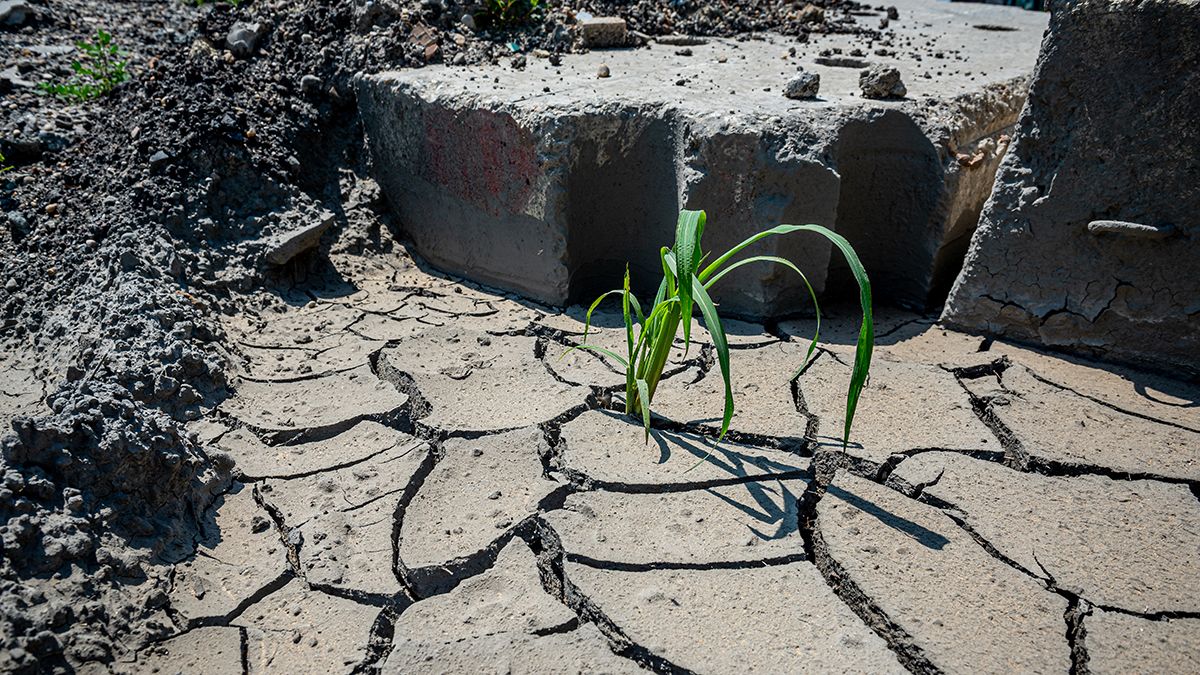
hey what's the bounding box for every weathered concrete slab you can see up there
[136,626,245,674]
[359,0,1047,315]
[399,428,556,570]
[892,452,1200,613]
[797,351,995,463]
[220,366,410,440]
[558,409,807,487]
[377,326,589,433]
[566,561,906,673]
[384,541,638,674]
[988,340,1200,432]
[216,420,418,480]
[943,0,1200,374]
[963,364,1200,480]
[234,578,377,674]
[235,332,384,383]
[168,484,288,623]
[259,438,428,596]
[1087,610,1200,675]
[547,478,806,566]
[816,473,1070,673]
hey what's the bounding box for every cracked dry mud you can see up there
[142,246,1200,674]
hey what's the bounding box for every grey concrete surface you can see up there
[816,473,1071,673]
[358,0,1047,315]
[892,451,1200,613]
[943,0,1200,374]
[150,239,1200,673]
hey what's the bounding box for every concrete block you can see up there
[579,16,628,48]
[359,0,1047,316]
[943,0,1200,374]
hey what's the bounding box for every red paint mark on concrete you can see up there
[422,107,538,217]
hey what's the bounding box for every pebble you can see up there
[597,64,610,78]
[859,64,907,99]
[226,22,265,58]
[300,74,322,94]
[460,14,476,32]
[148,150,170,171]
[784,70,820,99]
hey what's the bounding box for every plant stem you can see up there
[628,304,682,415]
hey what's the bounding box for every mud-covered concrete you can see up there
[943,0,1200,374]
[123,236,1198,674]
[358,0,1047,315]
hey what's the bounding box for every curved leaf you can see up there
[702,254,822,372]
[702,223,872,448]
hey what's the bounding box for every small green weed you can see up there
[569,209,874,450]
[1,151,10,173]
[38,30,129,102]
[478,0,544,28]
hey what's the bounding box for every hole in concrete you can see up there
[565,116,679,304]
[814,56,871,69]
[829,111,943,310]
[973,24,1018,31]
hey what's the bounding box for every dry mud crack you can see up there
[132,245,1200,674]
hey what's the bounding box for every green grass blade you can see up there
[702,254,822,372]
[635,378,652,443]
[690,275,733,440]
[583,289,624,343]
[622,266,637,407]
[673,210,705,357]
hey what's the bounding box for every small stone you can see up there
[597,64,610,78]
[675,48,693,57]
[784,70,820,99]
[887,6,899,19]
[300,75,322,94]
[798,3,824,23]
[226,22,265,58]
[580,16,627,48]
[511,55,526,70]
[5,278,17,291]
[148,150,170,171]
[0,0,34,26]
[460,14,476,31]
[859,64,907,99]
[452,52,466,66]
[487,490,501,500]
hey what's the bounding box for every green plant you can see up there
[570,209,874,449]
[0,151,10,173]
[478,0,544,28]
[38,30,129,102]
